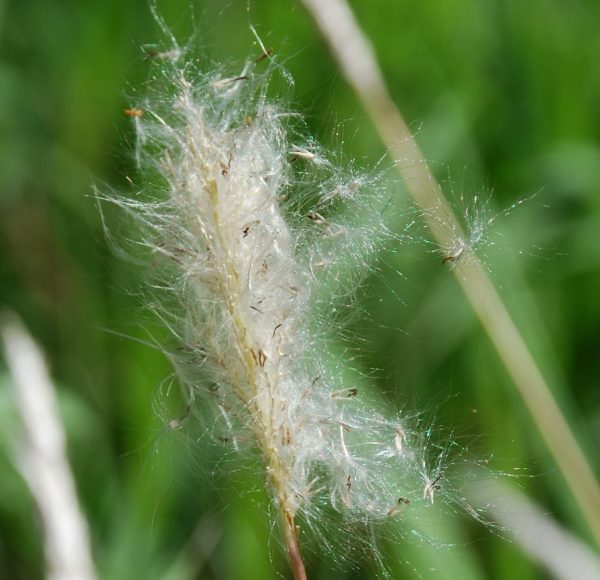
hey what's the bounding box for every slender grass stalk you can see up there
[0,313,97,580]
[469,477,600,580]
[299,0,600,548]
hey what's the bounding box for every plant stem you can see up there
[207,175,308,579]
[300,0,600,548]
[0,313,97,580]
[283,511,308,580]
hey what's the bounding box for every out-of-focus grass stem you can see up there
[0,313,97,580]
[300,0,600,548]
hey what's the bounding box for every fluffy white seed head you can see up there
[116,45,474,565]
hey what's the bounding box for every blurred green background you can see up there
[1,0,600,578]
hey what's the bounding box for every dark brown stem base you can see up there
[284,513,307,580]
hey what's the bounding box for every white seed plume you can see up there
[119,50,456,568]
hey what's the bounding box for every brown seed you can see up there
[387,497,410,517]
[257,349,267,367]
[124,108,143,118]
[331,387,358,399]
[255,47,274,63]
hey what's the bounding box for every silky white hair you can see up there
[113,43,473,569]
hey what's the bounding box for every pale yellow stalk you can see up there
[300,0,600,547]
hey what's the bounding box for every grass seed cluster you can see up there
[117,44,462,569]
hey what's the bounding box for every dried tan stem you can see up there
[300,0,600,548]
[282,511,308,580]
